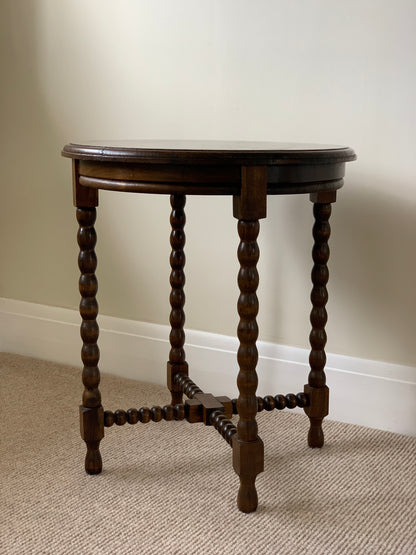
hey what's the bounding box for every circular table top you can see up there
[62,140,356,165]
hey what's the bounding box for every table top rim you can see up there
[62,140,356,164]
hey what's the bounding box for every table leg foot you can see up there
[238,480,258,513]
[84,442,102,475]
[80,405,104,474]
[308,417,325,448]
[233,436,264,513]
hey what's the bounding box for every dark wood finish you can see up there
[304,197,333,447]
[215,396,233,419]
[103,410,115,427]
[263,395,275,411]
[184,393,231,424]
[114,409,127,426]
[163,404,175,421]
[185,398,202,423]
[63,141,355,197]
[72,160,98,207]
[233,219,264,513]
[139,407,151,423]
[77,170,344,196]
[173,404,186,420]
[174,373,203,399]
[76,159,347,186]
[210,410,237,446]
[167,195,188,404]
[62,139,356,165]
[103,390,308,428]
[127,408,139,424]
[193,393,225,425]
[77,207,103,474]
[310,190,337,204]
[104,404,186,426]
[63,139,356,513]
[150,406,163,422]
[233,166,267,219]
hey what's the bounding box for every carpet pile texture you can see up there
[1,353,415,554]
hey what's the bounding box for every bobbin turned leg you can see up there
[304,191,336,448]
[232,167,267,513]
[77,207,104,474]
[167,194,189,405]
[73,163,104,474]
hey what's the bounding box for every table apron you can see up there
[77,160,345,195]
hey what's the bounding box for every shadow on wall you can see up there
[258,175,416,369]
[328,175,416,367]
[0,2,77,306]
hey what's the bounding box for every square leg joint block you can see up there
[73,161,99,207]
[193,393,225,425]
[215,396,233,419]
[185,398,203,423]
[303,385,329,419]
[80,405,104,442]
[310,190,337,204]
[185,395,233,424]
[232,436,264,478]
[233,166,267,220]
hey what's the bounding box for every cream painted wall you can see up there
[1,0,415,368]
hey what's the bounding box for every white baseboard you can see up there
[1,297,415,436]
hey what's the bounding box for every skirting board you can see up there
[0,297,415,436]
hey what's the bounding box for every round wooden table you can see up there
[62,140,356,513]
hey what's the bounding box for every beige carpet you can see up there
[0,353,415,555]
